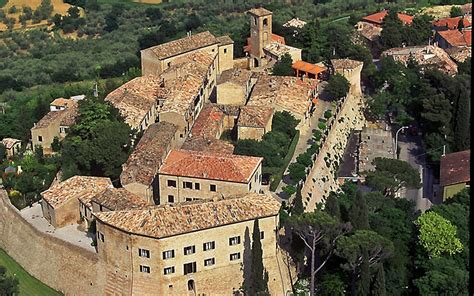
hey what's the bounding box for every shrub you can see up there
[283,185,297,196]
[318,122,327,130]
[313,130,322,141]
[324,110,332,119]
[296,152,313,167]
[288,162,306,182]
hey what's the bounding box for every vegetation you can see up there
[244,219,270,296]
[0,249,60,295]
[325,73,350,99]
[271,53,294,76]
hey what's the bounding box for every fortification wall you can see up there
[0,191,105,296]
[302,93,366,211]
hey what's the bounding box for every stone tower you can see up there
[247,7,272,68]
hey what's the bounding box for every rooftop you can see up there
[292,60,327,76]
[358,127,393,173]
[440,149,470,186]
[437,29,472,47]
[60,101,79,127]
[32,109,66,130]
[189,104,224,139]
[92,188,149,211]
[159,149,262,183]
[105,75,162,129]
[248,75,317,117]
[445,46,471,63]
[181,137,235,155]
[41,176,113,208]
[244,34,285,53]
[283,18,307,28]
[362,10,414,25]
[247,7,272,17]
[433,16,472,30]
[357,22,383,41]
[50,98,69,107]
[331,58,364,70]
[238,106,274,128]
[94,193,280,239]
[120,122,178,186]
[216,35,234,45]
[217,68,253,86]
[1,138,21,149]
[144,31,218,60]
[264,42,301,59]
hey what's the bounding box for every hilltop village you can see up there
[0,4,471,296]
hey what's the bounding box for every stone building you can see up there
[440,149,470,201]
[140,31,234,76]
[120,122,179,204]
[237,106,273,140]
[104,75,162,132]
[247,75,318,126]
[40,176,113,228]
[1,138,21,158]
[93,193,291,295]
[216,68,255,105]
[157,149,263,204]
[432,16,472,31]
[31,98,78,154]
[90,188,149,213]
[434,29,472,49]
[246,8,302,68]
[331,59,364,97]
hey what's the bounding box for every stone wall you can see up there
[301,93,366,211]
[0,191,105,296]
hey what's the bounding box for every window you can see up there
[164,266,175,275]
[204,258,215,266]
[168,195,174,203]
[38,136,43,142]
[210,184,216,192]
[183,262,197,275]
[260,231,264,240]
[162,250,175,260]
[138,248,150,258]
[229,236,241,246]
[184,245,196,255]
[263,18,268,26]
[230,253,240,261]
[224,48,227,54]
[203,241,215,251]
[249,182,252,190]
[167,180,177,187]
[183,181,193,189]
[139,265,150,273]
[212,48,215,52]
[194,183,200,190]
[167,62,171,67]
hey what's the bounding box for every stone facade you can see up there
[248,8,273,68]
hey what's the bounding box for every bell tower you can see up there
[247,8,272,68]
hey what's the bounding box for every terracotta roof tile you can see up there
[445,46,471,63]
[437,29,472,47]
[189,104,224,139]
[92,188,149,211]
[120,122,178,186]
[50,98,69,107]
[217,35,234,45]
[247,7,272,17]
[32,100,78,129]
[433,16,471,30]
[362,10,413,25]
[238,106,273,128]
[94,192,280,239]
[182,137,235,154]
[159,149,262,183]
[331,58,364,70]
[144,31,218,60]
[440,149,470,186]
[217,68,253,85]
[41,176,113,208]
[292,61,327,76]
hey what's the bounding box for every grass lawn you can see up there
[0,248,62,296]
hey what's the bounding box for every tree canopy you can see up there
[325,73,350,99]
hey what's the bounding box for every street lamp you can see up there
[394,126,408,159]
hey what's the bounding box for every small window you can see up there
[164,266,175,275]
[38,136,43,142]
[167,62,171,67]
[183,262,197,275]
[195,183,200,190]
[138,248,150,258]
[139,265,150,273]
[249,183,252,190]
[167,180,177,187]
[180,134,184,138]
[224,48,227,54]
[229,236,241,246]
[184,245,196,255]
[183,181,193,189]
[260,231,264,240]
[203,241,215,251]
[204,258,215,266]
[263,18,268,26]
[230,253,240,261]
[210,184,216,192]
[168,195,174,203]
[163,250,175,260]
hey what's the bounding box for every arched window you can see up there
[187,280,195,291]
[263,18,268,26]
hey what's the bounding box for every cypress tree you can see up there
[454,90,470,151]
[292,185,304,216]
[371,264,386,296]
[356,249,370,296]
[349,191,369,230]
[325,192,341,221]
[249,219,269,295]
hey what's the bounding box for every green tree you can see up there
[325,73,350,99]
[51,136,61,152]
[288,162,306,182]
[288,212,351,296]
[380,10,404,49]
[0,143,6,161]
[272,53,294,76]
[292,185,304,215]
[372,264,386,296]
[0,266,19,295]
[356,249,370,296]
[414,211,463,258]
[247,219,270,296]
[450,6,463,17]
[319,274,345,296]
[349,190,369,230]
[324,192,340,221]
[453,89,470,151]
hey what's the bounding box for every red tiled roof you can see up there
[189,105,224,139]
[437,29,472,46]
[244,34,286,53]
[433,17,471,30]
[440,150,470,186]
[362,10,413,25]
[159,149,262,183]
[292,60,326,76]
